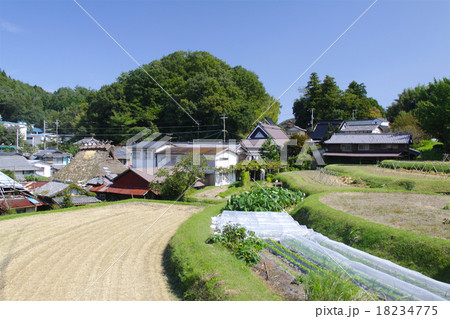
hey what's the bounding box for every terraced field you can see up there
[0,202,202,301]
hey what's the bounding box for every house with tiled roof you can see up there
[323,133,419,163]
[91,168,163,201]
[240,122,290,160]
[34,180,101,207]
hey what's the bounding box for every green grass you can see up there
[325,165,450,193]
[415,140,445,161]
[292,193,450,283]
[0,199,204,222]
[303,270,374,301]
[166,203,281,300]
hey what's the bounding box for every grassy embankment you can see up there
[325,165,450,193]
[166,202,282,300]
[276,167,450,283]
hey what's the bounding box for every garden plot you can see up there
[212,210,450,301]
[320,192,450,240]
[0,202,202,300]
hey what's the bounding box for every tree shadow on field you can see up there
[162,244,185,300]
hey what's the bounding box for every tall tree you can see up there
[293,73,383,129]
[387,78,449,148]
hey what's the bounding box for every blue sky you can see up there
[1,0,449,123]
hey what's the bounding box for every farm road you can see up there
[0,202,202,300]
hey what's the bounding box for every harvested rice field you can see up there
[0,202,203,301]
[320,192,450,240]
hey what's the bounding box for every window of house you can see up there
[358,144,370,151]
[341,144,352,152]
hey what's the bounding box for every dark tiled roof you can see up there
[309,123,341,140]
[0,155,38,172]
[34,181,70,197]
[53,195,101,206]
[324,133,412,144]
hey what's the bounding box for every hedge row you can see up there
[380,160,450,174]
[292,193,450,283]
[166,203,281,300]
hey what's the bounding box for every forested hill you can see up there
[0,51,281,143]
[0,69,92,135]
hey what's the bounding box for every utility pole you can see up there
[310,108,314,130]
[16,128,19,153]
[55,120,59,149]
[352,109,357,120]
[220,114,227,143]
[43,120,46,150]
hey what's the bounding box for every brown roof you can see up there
[258,123,289,140]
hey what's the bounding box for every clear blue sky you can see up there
[1,0,449,123]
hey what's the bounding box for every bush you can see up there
[206,224,266,265]
[225,187,305,212]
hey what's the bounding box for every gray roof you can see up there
[0,155,39,172]
[53,195,101,206]
[341,125,381,132]
[324,133,412,144]
[34,148,72,159]
[34,181,70,197]
[0,171,25,190]
[113,146,129,160]
[346,119,389,126]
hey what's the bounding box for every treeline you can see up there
[0,69,92,135]
[387,78,449,149]
[293,72,385,129]
[293,73,449,149]
[1,51,280,143]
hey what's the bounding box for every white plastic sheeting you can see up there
[211,210,450,301]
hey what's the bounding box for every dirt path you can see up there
[192,186,229,200]
[0,202,203,301]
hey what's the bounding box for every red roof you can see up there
[22,181,49,191]
[101,187,154,196]
[3,197,45,209]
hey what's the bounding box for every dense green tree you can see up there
[260,137,281,162]
[390,111,429,144]
[293,73,384,129]
[150,154,209,200]
[387,78,449,148]
[414,79,450,149]
[0,124,17,145]
[83,51,280,143]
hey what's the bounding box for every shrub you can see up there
[224,187,305,212]
[240,170,250,188]
[206,224,266,265]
